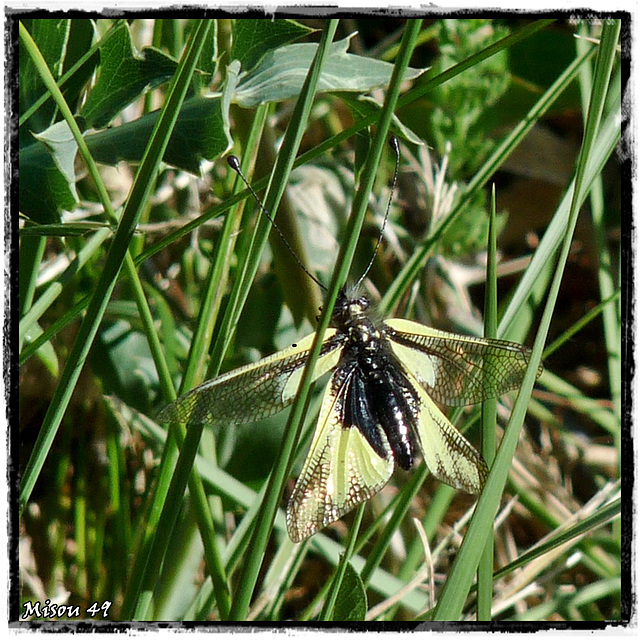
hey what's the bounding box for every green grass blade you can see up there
[227,19,341,621]
[320,504,365,621]
[576,23,621,446]
[477,187,498,621]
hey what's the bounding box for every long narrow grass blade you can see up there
[228,20,341,621]
[477,187,498,621]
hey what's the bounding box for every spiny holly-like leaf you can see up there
[85,95,229,175]
[20,121,79,222]
[80,22,178,129]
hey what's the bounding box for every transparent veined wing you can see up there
[158,329,342,427]
[286,364,395,543]
[385,318,542,407]
[404,367,489,494]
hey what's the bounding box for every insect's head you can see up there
[331,286,371,328]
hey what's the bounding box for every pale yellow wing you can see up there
[385,318,540,407]
[404,366,488,494]
[158,329,342,427]
[286,366,395,543]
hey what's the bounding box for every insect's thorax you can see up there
[332,291,388,363]
[332,290,420,471]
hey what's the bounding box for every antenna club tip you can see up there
[389,135,399,151]
[227,155,240,171]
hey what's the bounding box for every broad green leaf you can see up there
[20,122,79,222]
[80,22,178,129]
[85,95,229,174]
[230,18,315,73]
[331,562,368,621]
[234,35,426,108]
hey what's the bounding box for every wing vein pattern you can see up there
[385,318,541,407]
[158,330,342,427]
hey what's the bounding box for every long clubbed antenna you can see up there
[227,156,328,292]
[355,136,400,291]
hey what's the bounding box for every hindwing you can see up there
[286,361,395,543]
[403,367,489,494]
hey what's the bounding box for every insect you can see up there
[158,146,541,542]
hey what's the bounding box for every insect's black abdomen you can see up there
[342,364,389,460]
[364,362,417,471]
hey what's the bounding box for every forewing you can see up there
[404,368,489,494]
[385,318,541,407]
[157,329,342,427]
[286,365,395,543]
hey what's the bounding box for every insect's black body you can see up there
[330,289,420,471]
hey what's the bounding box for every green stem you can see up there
[477,187,498,621]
